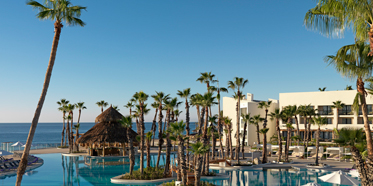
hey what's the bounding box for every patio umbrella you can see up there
[319,170,360,186]
[0,150,13,156]
[302,182,320,186]
[11,141,24,151]
[349,169,360,178]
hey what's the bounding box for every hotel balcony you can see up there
[317,110,333,115]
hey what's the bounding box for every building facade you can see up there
[279,90,373,141]
[222,93,279,147]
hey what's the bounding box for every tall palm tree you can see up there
[189,142,210,186]
[334,128,368,185]
[150,102,159,146]
[284,123,293,162]
[318,87,326,91]
[133,91,148,175]
[124,100,135,117]
[200,92,216,172]
[228,77,249,162]
[174,109,182,122]
[96,100,108,113]
[258,101,272,163]
[209,84,228,159]
[297,105,309,144]
[325,41,373,160]
[223,116,233,159]
[57,99,69,146]
[269,109,283,162]
[145,131,153,168]
[17,1,85,184]
[312,115,327,165]
[190,93,204,138]
[75,102,86,125]
[197,72,217,92]
[304,0,373,56]
[119,116,135,176]
[169,121,187,185]
[282,106,296,162]
[251,114,264,146]
[112,105,120,111]
[177,88,191,165]
[163,97,177,176]
[151,91,169,168]
[259,128,270,162]
[65,103,75,153]
[331,100,345,139]
[306,106,317,154]
[209,115,218,160]
[241,113,251,159]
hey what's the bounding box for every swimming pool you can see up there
[0,153,361,186]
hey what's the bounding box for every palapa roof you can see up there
[77,106,138,144]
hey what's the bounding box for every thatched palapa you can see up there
[77,106,138,156]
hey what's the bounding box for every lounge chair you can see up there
[327,154,339,160]
[309,152,323,159]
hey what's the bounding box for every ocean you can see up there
[0,122,197,145]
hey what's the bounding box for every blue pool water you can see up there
[0,153,361,186]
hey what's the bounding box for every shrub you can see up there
[121,166,167,180]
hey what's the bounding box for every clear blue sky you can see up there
[0,0,356,123]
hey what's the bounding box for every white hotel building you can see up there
[223,90,373,146]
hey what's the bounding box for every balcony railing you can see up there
[318,110,333,115]
[339,111,353,115]
[358,111,373,115]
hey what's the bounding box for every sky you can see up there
[0,0,358,123]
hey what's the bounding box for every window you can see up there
[339,105,352,115]
[319,106,332,115]
[327,118,333,124]
[341,118,352,124]
[240,108,247,114]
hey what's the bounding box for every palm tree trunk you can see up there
[256,125,260,145]
[315,126,320,165]
[185,100,190,168]
[236,97,240,162]
[195,155,202,186]
[177,139,181,181]
[263,109,268,163]
[218,97,224,159]
[334,109,339,139]
[67,119,70,151]
[70,112,74,153]
[203,106,209,175]
[140,102,145,175]
[16,21,62,186]
[225,129,229,158]
[212,130,216,160]
[351,146,369,185]
[128,129,134,175]
[303,115,307,145]
[163,110,171,177]
[62,112,65,146]
[76,129,79,152]
[179,138,187,185]
[152,109,158,147]
[147,139,151,168]
[295,115,300,145]
[101,106,103,113]
[156,105,163,168]
[358,82,373,158]
[241,122,247,159]
[276,119,282,162]
[229,125,233,159]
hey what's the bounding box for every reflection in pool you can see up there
[0,153,360,186]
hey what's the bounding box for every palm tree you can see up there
[209,84,228,159]
[151,91,169,168]
[304,0,373,56]
[112,105,120,111]
[305,106,317,154]
[57,99,69,146]
[190,93,204,138]
[124,100,135,117]
[312,115,327,165]
[200,92,216,172]
[75,102,86,125]
[297,105,309,144]
[331,100,345,139]
[145,131,153,168]
[258,101,272,163]
[96,100,108,113]
[163,97,177,176]
[318,87,326,91]
[197,72,217,92]
[119,116,135,175]
[150,102,159,146]
[72,123,80,152]
[241,113,251,159]
[284,123,293,162]
[223,116,233,159]
[17,1,85,184]
[189,141,210,186]
[177,88,191,165]
[228,77,249,162]
[174,109,182,122]
[282,106,296,162]
[259,128,270,162]
[346,85,353,90]
[65,103,75,153]
[334,128,368,185]
[269,109,283,162]
[168,121,187,185]
[209,115,218,160]
[325,41,373,159]
[251,114,264,146]
[133,91,149,175]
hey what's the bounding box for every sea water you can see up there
[0,122,197,145]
